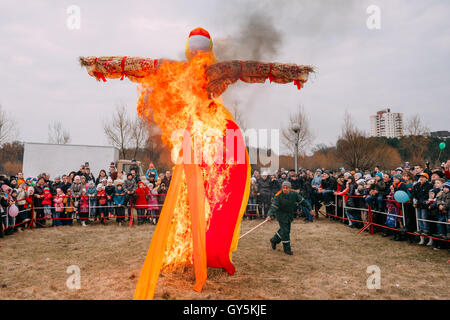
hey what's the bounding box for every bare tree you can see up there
[130,116,149,158]
[404,114,429,136]
[336,111,400,170]
[281,105,314,156]
[104,103,132,159]
[0,104,18,145]
[401,114,430,164]
[48,121,71,144]
[228,100,247,131]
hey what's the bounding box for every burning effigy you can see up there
[79,27,313,299]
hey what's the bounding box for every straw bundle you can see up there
[205,60,314,97]
[78,56,172,82]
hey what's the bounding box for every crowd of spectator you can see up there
[1,158,449,250]
[0,160,172,238]
[246,160,450,250]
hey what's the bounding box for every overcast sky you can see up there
[0,0,449,155]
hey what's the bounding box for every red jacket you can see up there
[97,190,107,205]
[41,192,53,205]
[25,196,33,209]
[136,186,149,208]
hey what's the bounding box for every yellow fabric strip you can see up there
[133,164,184,300]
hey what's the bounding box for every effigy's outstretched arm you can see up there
[79,56,175,83]
[205,60,314,97]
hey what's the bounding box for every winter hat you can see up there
[355,172,362,180]
[116,180,123,185]
[395,167,404,173]
[393,174,403,181]
[282,181,292,188]
[96,184,103,191]
[316,169,322,173]
[44,187,50,191]
[107,178,113,183]
[357,179,366,186]
[419,172,429,180]
[26,186,34,195]
[138,181,145,187]
[375,172,383,179]
[443,181,450,189]
[344,172,351,178]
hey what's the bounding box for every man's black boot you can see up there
[270,238,277,250]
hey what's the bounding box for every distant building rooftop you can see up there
[429,131,450,138]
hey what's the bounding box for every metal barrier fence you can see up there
[2,192,448,244]
[325,193,449,242]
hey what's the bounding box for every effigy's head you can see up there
[185,27,213,60]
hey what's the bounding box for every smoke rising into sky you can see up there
[0,0,448,156]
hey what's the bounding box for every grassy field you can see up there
[0,216,448,300]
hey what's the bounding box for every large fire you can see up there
[136,51,232,271]
[78,26,313,299]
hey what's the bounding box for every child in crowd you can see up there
[53,188,65,227]
[41,187,53,220]
[105,178,115,219]
[114,181,126,226]
[1,184,15,235]
[10,189,18,232]
[15,183,27,232]
[24,186,34,228]
[434,181,449,239]
[145,162,158,180]
[78,189,90,227]
[0,189,11,237]
[147,183,159,225]
[356,180,369,224]
[136,181,149,225]
[86,182,97,220]
[385,185,402,241]
[63,189,74,226]
[96,184,107,224]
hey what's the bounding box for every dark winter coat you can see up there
[412,181,433,208]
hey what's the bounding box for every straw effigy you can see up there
[79,56,314,97]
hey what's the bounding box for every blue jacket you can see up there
[114,186,126,205]
[86,186,97,197]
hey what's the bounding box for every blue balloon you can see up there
[394,190,409,203]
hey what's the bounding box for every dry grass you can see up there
[0,217,448,300]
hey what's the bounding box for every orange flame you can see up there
[136,52,232,271]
